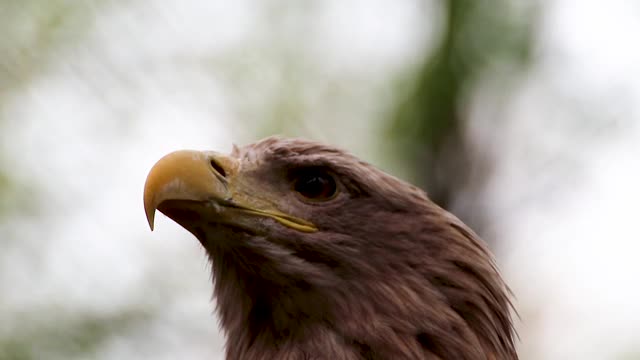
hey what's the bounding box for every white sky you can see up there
[1,0,639,359]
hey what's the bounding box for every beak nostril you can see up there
[210,158,227,178]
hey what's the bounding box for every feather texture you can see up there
[149,137,517,359]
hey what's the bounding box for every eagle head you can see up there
[143,137,517,359]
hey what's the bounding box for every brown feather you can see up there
[167,137,517,359]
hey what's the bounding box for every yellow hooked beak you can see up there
[143,150,317,233]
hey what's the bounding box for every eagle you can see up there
[143,137,517,359]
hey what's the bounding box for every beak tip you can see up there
[145,204,156,231]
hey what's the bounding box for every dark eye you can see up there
[293,170,337,201]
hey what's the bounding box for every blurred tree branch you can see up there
[391,0,537,244]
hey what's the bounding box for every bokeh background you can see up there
[1,1,639,359]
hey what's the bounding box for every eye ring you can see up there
[292,169,338,202]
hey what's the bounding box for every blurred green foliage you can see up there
[391,0,536,237]
[0,1,132,358]
[618,352,640,360]
[0,308,151,360]
[0,0,102,94]
[0,0,104,216]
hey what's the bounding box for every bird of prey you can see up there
[143,137,517,360]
